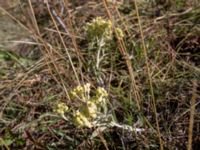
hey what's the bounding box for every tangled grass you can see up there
[0,0,200,149]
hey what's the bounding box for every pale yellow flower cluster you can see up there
[92,87,108,107]
[73,110,92,128]
[54,102,69,115]
[54,84,109,128]
[85,17,124,42]
[85,17,113,41]
[115,27,124,39]
[70,83,91,102]
[71,83,109,128]
[96,87,108,97]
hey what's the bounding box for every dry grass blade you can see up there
[133,0,163,149]
[187,80,197,150]
[45,1,80,85]
[102,0,141,111]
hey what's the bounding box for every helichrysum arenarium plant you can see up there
[53,18,142,137]
[54,83,108,128]
[54,83,144,138]
[85,17,124,76]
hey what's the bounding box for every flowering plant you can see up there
[54,83,144,139]
[85,17,113,42]
[85,17,124,47]
[54,83,109,128]
[71,83,109,128]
